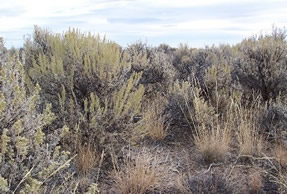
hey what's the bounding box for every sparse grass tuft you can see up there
[132,97,168,141]
[76,142,98,176]
[144,100,168,141]
[275,144,287,167]
[236,108,264,156]
[112,150,168,194]
[248,170,263,193]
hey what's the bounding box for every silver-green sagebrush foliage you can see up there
[0,48,72,193]
[0,38,7,66]
[125,41,176,102]
[235,27,287,102]
[23,27,145,146]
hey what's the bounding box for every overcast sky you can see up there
[0,0,287,48]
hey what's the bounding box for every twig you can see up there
[43,154,77,183]
[239,154,277,161]
[13,165,35,194]
[227,154,277,178]
[261,153,278,171]
[227,155,241,178]
[72,181,80,194]
[198,163,223,176]
[262,170,287,189]
[96,150,105,181]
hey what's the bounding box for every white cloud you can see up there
[1,0,287,48]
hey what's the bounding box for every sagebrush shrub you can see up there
[125,41,176,101]
[23,27,145,149]
[0,53,72,193]
[168,79,231,162]
[234,27,287,102]
[168,78,216,129]
[172,44,234,116]
[0,38,7,66]
[172,44,233,83]
[262,104,287,144]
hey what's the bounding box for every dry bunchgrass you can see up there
[171,79,231,163]
[148,117,167,140]
[275,144,287,167]
[176,174,191,194]
[75,142,98,176]
[132,98,168,141]
[276,171,287,193]
[144,104,168,141]
[263,161,287,193]
[193,123,231,163]
[236,108,264,156]
[112,150,168,194]
[248,170,263,193]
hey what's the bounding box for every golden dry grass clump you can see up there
[235,107,265,156]
[193,124,231,163]
[112,150,170,194]
[170,78,232,163]
[132,97,168,142]
[248,170,263,193]
[76,142,99,176]
[275,144,287,167]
